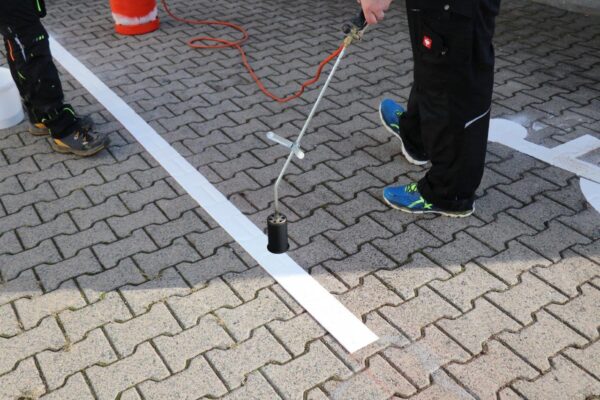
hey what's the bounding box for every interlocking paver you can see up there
[564,340,600,379]
[220,371,282,400]
[337,275,402,317]
[215,288,294,341]
[37,328,117,390]
[0,358,45,400]
[78,258,145,303]
[177,246,248,288]
[324,243,395,287]
[446,340,538,400]
[424,232,495,274]
[263,340,351,400]
[0,239,62,281]
[519,220,591,262]
[0,303,20,337]
[547,283,600,340]
[512,355,600,400]
[14,279,87,330]
[40,373,95,400]
[87,342,170,400]
[533,250,600,297]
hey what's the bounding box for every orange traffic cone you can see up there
[110,0,160,35]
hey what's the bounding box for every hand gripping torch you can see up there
[266,11,369,254]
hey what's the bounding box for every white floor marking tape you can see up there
[489,118,600,213]
[49,37,378,353]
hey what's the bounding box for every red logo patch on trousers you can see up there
[423,36,433,49]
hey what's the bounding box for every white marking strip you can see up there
[49,36,378,353]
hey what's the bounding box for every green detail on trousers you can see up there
[36,0,42,12]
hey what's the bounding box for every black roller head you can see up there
[267,213,289,254]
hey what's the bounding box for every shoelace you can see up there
[73,129,93,146]
[406,183,419,193]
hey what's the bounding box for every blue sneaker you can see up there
[383,183,474,217]
[379,99,428,165]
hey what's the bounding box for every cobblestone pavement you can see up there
[1,0,600,399]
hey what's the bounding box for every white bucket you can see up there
[0,67,24,129]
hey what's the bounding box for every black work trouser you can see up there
[0,0,69,136]
[401,0,496,211]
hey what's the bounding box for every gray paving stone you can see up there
[87,342,170,400]
[15,279,87,330]
[0,303,21,337]
[533,250,600,298]
[0,358,45,400]
[424,232,495,274]
[37,328,118,390]
[107,203,168,238]
[223,266,275,302]
[0,230,21,255]
[35,249,103,291]
[324,215,392,254]
[0,316,65,375]
[93,229,157,269]
[416,214,486,243]
[519,220,591,262]
[263,340,351,400]
[324,243,396,287]
[59,291,132,342]
[120,179,177,212]
[284,185,343,218]
[215,289,294,341]
[547,283,600,340]
[0,238,62,281]
[35,189,93,223]
[2,182,57,214]
[486,271,568,325]
[133,237,201,277]
[475,187,524,223]
[220,371,282,400]
[466,213,536,252]
[564,340,600,380]
[373,223,442,265]
[56,220,117,259]
[287,209,344,247]
[138,355,227,400]
[50,168,104,198]
[337,275,402,317]
[71,195,129,230]
[177,247,247,288]
[120,267,190,315]
[40,373,95,400]
[146,209,208,247]
[0,269,42,306]
[78,258,145,303]
[507,195,575,230]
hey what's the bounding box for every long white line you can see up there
[49,36,378,353]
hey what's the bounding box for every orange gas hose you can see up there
[161,0,344,103]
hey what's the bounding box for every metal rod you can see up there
[273,45,349,213]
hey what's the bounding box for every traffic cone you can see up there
[110,0,160,36]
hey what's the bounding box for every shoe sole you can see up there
[50,137,110,157]
[383,195,474,218]
[29,123,49,137]
[379,104,428,166]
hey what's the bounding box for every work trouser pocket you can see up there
[415,2,474,65]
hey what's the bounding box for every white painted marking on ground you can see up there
[49,36,378,353]
[489,118,600,213]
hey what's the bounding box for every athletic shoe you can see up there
[29,112,93,137]
[379,98,428,165]
[50,126,109,157]
[383,183,474,217]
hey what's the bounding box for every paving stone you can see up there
[380,286,460,340]
[533,250,600,298]
[416,214,486,243]
[71,195,129,230]
[337,275,402,317]
[513,355,600,400]
[120,179,177,211]
[156,194,200,221]
[547,283,600,340]
[0,303,21,337]
[487,271,568,325]
[545,177,589,212]
[475,187,524,223]
[559,206,600,239]
[2,182,57,214]
[263,340,351,400]
[138,355,227,400]
[106,302,181,357]
[132,238,200,277]
[325,354,416,399]
[55,220,117,259]
[19,162,72,191]
[466,213,536,252]
[118,387,142,400]
[0,157,39,188]
[376,253,451,300]
[430,262,507,312]
[519,221,591,262]
[268,313,325,356]
[93,229,157,269]
[438,297,520,355]
[324,243,396,287]
[223,266,275,301]
[37,328,118,390]
[447,340,538,400]
[500,309,588,372]
[220,371,282,400]
[215,288,294,341]
[564,340,600,379]
[385,325,470,389]
[50,168,104,198]
[0,238,62,281]
[87,342,170,400]
[36,249,103,292]
[507,195,574,230]
[40,373,95,400]
[107,203,168,238]
[287,209,344,247]
[167,277,242,328]
[35,189,93,223]
[120,267,190,315]
[78,258,145,303]
[477,240,551,285]
[0,358,45,400]
[288,235,346,269]
[208,326,291,388]
[407,370,477,400]
[373,223,442,265]
[15,279,87,330]
[424,232,494,274]
[0,316,65,375]
[309,264,348,293]
[145,209,209,247]
[0,230,21,256]
[177,246,247,288]
[59,291,132,342]
[326,191,388,226]
[0,269,42,306]
[284,184,343,218]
